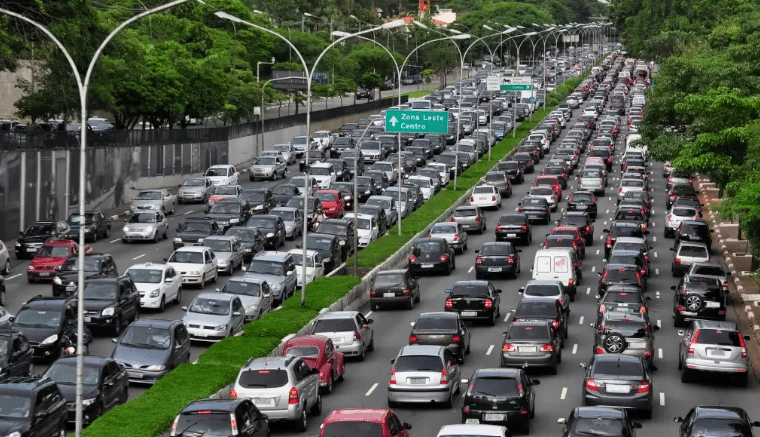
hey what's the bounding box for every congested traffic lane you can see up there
[305,106,760,437]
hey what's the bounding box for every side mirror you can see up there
[603,229,610,233]
[670,247,675,251]
[286,270,294,276]
[163,258,168,262]
[744,335,751,341]
[557,418,567,424]
[181,306,188,311]
[111,338,118,343]
[518,287,525,294]
[445,289,451,294]
[233,312,242,317]
[403,423,413,430]
[751,421,760,427]
[653,325,660,331]
[530,379,540,386]
[367,319,374,324]
[670,285,677,291]
[390,358,396,364]
[496,289,502,294]
[674,417,684,423]
[589,322,596,328]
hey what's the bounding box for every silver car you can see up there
[452,205,486,233]
[617,178,646,203]
[181,292,246,342]
[130,189,177,214]
[202,235,245,274]
[272,143,296,164]
[178,177,214,204]
[309,311,374,360]
[122,210,169,243]
[671,241,711,277]
[686,262,730,292]
[249,155,287,181]
[387,345,462,408]
[664,206,700,238]
[678,320,750,386]
[579,169,605,195]
[217,277,273,322]
[430,222,468,253]
[271,207,304,240]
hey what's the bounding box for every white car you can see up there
[129,189,177,214]
[345,213,379,247]
[665,206,701,238]
[309,162,337,190]
[313,130,333,151]
[437,424,510,437]
[288,249,324,288]
[0,240,10,275]
[470,185,502,210]
[272,143,296,165]
[407,176,435,200]
[181,292,245,342]
[166,246,218,288]
[528,186,557,211]
[204,165,238,186]
[426,163,451,185]
[125,262,182,311]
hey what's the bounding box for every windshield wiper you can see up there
[125,342,165,350]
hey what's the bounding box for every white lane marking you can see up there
[651,222,656,227]
[486,345,494,356]
[586,287,591,295]
[656,291,660,299]
[599,235,604,240]
[591,266,596,272]
[655,268,660,275]
[608,197,612,201]
[184,210,194,215]
[652,236,657,242]
[651,209,655,215]
[579,316,584,325]
[603,221,607,226]
[5,274,20,281]
[596,249,600,255]
[366,311,373,317]
[133,254,146,260]
[366,383,378,396]
[572,344,578,354]
[660,392,665,406]
[468,266,474,273]
[606,209,609,214]
[560,387,568,400]
[658,348,663,360]
[504,312,511,322]
[657,319,661,328]
[110,238,120,243]
[654,252,658,258]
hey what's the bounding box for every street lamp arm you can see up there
[401,35,464,78]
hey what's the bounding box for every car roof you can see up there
[693,406,747,420]
[182,399,243,414]
[437,424,507,436]
[573,406,626,418]
[204,235,237,242]
[474,367,521,378]
[173,246,209,253]
[324,408,391,423]
[399,344,445,356]
[245,356,298,369]
[195,292,237,302]
[690,320,739,331]
[317,311,361,320]
[22,296,74,308]
[253,251,291,261]
[53,355,114,367]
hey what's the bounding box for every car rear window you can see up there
[524,284,561,297]
[455,208,478,217]
[571,193,593,202]
[603,290,642,304]
[322,421,384,437]
[591,360,644,378]
[611,226,642,238]
[507,324,551,341]
[480,244,512,256]
[499,215,526,224]
[313,318,357,333]
[695,329,742,346]
[471,376,520,396]
[176,413,232,435]
[395,355,443,372]
[373,274,406,288]
[516,301,558,318]
[604,269,639,282]
[673,208,696,217]
[451,283,488,297]
[679,245,709,257]
[415,315,456,330]
[238,369,289,388]
[693,266,725,276]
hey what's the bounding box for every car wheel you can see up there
[310,394,322,416]
[2,260,9,275]
[370,303,378,311]
[367,336,375,352]
[0,290,5,307]
[200,273,206,289]
[26,363,33,376]
[120,386,129,404]
[153,231,159,243]
[489,311,497,326]
[520,421,530,434]
[443,387,454,408]
[680,367,692,383]
[295,408,308,432]
[407,296,414,310]
[158,296,165,312]
[174,286,182,304]
[603,333,627,353]
[641,408,652,420]
[737,373,749,387]
[111,316,122,337]
[323,373,333,394]
[445,264,452,276]
[104,227,110,238]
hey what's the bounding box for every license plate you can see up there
[383,293,396,298]
[465,419,480,425]
[409,377,427,384]
[705,301,721,308]
[507,233,517,237]
[421,263,434,269]
[26,247,37,252]
[255,398,275,407]
[37,273,50,277]
[529,214,541,219]
[462,311,477,317]
[195,332,208,337]
[488,267,501,272]
[127,371,143,379]
[605,384,630,393]
[518,346,537,352]
[708,349,728,357]
[484,414,507,421]
[84,317,91,323]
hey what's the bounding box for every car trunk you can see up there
[450,294,487,311]
[468,377,525,415]
[413,330,457,347]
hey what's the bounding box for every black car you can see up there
[444,280,502,326]
[475,242,521,279]
[356,204,388,236]
[0,376,67,436]
[409,312,470,361]
[242,188,276,215]
[461,368,539,434]
[0,329,33,378]
[44,356,128,425]
[501,320,563,374]
[512,298,568,344]
[558,212,595,245]
[596,285,650,325]
[519,196,551,225]
[12,296,79,362]
[558,407,642,437]
[666,183,699,209]
[173,218,222,250]
[246,215,285,250]
[614,207,648,230]
[205,199,251,231]
[369,268,421,311]
[82,276,140,336]
[674,220,712,253]
[305,233,342,272]
[363,170,389,192]
[598,264,645,296]
[408,238,455,276]
[330,182,356,211]
[326,159,350,181]
[15,221,71,259]
[52,253,119,297]
[622,190,652,210]
[111,318,191,384]
[619,198,650,222]
[495,213,532,245]
[173,398,269,437]
[567,191,598,219]
[582,354,654,416]
[675,406,760,437]
[65,211,112,242]
[355,176,379,202]
[671,276,726,327]
[331,136,354,157]
[300,149,326,172]
[603,222,646,258]
[271,184,300,207]
[315,219,355,259]
[496,161,524,184]
[225,226,266,263]
[512,153,535,173]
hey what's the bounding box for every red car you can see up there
[548,226,586,258]
[27,239,92,283]
[316,190,345,219]
[319,409,411,437]
[533,176,562,200]
[282,334,345,394]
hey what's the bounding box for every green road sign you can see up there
[500,84,533,91]
[384,109,449,134]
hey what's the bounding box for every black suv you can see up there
[671,276,726,327]
[674,220,712,253]
[205,199,251,231]
[0,376,67,437]
[461,368,540,434]
[82,276,140,336]
[0,329,33,378]
[64,211,112,243]
[242,188,275,215]
[173,218,222,250]
[603,221,646,258]
[52,253,119,297]
[12,296,79,362]
[15,221,71,259]
[172,398,269,437]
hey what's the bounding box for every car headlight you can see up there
[230,218,240,224]
[86,227,94,233]
[123,226,130,232]
[150,289,161,298]
[266,232,275,238]
[41,334,58,345]
[365,190,370,194]
[339,240,345,246]
[218,260,229,266]
[271,283,282,292]
[27,264,34,271]
[197,238,204,243]
[246,248,253,252]
[254,204,264,210]
[174,237,182,243]
[344,195,351,200]
[102,307,116,316]
[53,276,62,285]
[190,271,200,276]
[5,431,21,437]
[215,324,228,331]
[82,397,97,406]
[245,304,259,312]
[145,226,154,232]
[145,364,166,371]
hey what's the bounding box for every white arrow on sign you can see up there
[389,116,399,127]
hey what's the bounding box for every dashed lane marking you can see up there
[655,269,660,275]
[658,348,663,360]
[133,254,146,260]
[184,210,195,215]
[660,392,665,406]
[656,291,660,299]
[596,249,600,255]
[5,274,20,281]
[579,316,584,325]
[366,383,378,396]
[560,387,568,400]
[591,266,596,272]
[486,345,494,356]
[654,252,658,258]
[110,238,120,243]
[572,344,578,354]
[586,287,591,295]
[468,266,474,273]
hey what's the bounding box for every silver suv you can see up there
[678,320,750,386]
[686,262,731,292]
[231,356,321,431]
[671,242,711,277]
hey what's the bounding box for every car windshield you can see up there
[175,413,232,436]
[258,157,277,166]
[455,208,477,217]
[321,421,384,437]
[312,167,332,176]
[523,198,545,206]
[84,283,118,300]
[46,362,102,385]
[214,186,238,196]
[126,268,163,284]
[23,224,53,235]
[561,216,587,227]
[291,253,316,267]
[60,257,101,272]
[136,191,161,200]
[357,218,372,230]
[570,418,625,436]
[516,301,556,318]
[209,203,241,214]
[226,228,256,242]
[394,355,442,372]
[317,222,347,235]
[239,368,289,388]
[37,245,70,258]
[118,325,173,350]
[432,224,457,234]
[181,222,212,233]
[592,360,644,378]
[14,308,62,328]
[414,316,456,331]
[366,199,390,209]
[204,240,232,252]
[373,163,392,171]
[128,213,158,223]
[409,178,430,188]
[582,171,602,179]
[223,280,262,297]
[273,185,294,195]
[189,297,230,315]
[507,324,550,341]
[271,209,296,221]
[0,394,33,418]
[170,251,204,264]
[471,376,520,397]
[316,192,337,202]
[690,419,750,437]
[285,345,320,358]
[679,245,709,257]
[248,217,275,229]
[473,186,494,195]
[183,179,206,187]
[205,168,228,177]
[313,318,356,333]
[274,144,290,152]
[307,237,334,250]
[531,187,554,196]
[69,213,95,224]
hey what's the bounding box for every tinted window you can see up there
[374,274,406,287]
[455,208,478,217]
[691,419,750,437]
[313,318,356,333]
[248,260,285,276]
[569,418,625,436]
[451,283,488,297]
[480,244,512,256]
[321,421,384,437]
[45,362,102,385]
[223,280,261,297]
[414,316,456,330]
[610,226,642,238]
[507,324,550,341]
[0,394,32,418]
[239,369,289,388]
[524,284,561,296]
[679,245,708,257]
[470,376,520,396]
[516,302,558,318]
[591,360,645,378]
[84,283,118,300]
[695,329,741,347]
[604,269,639,282]
[394,355,442,372]
[499,215,526,224]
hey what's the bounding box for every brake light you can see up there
[409,256,417,263]
[568,278,574,287]
[445,298,453,309]
[470,197,475,202]
[454,234,459,241]
[739,335,748,358]
[675,258,682,265]
[552,319,560,329]
[585,379,600,391]
[502,343,516,352]
[369,290,376,298]
[519,207,525,212]
[409,335,418,343]
[230,388,238,398]
[635,381,651,393]
[606,236,612,247]
[288,387,299,404]
[521,224,528,231]
[644,253,650,262]
[476,256,483,265]
[230,413,238,435]
[485,298,493,309]
[722,280,729,289]
[452,334,461,343]
[492,195,497,201]
[451,217,456,222]
[440,367,448,384]
[595,347,604,354]
[586,225,592,233]
[541,208,547,212]
[540,344,554,352]
[668,215,673,222]
[390,367,396,384]
[171,416,179,435]
[475,216,481,222]
[687,330,700,354]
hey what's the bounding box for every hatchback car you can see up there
[519,197,551,224]
[671,241,711,277]
[501,320,562,374]
[181,292,245,342]
[319,409,411,437]
[178,177,214,204]
[675,406,760,437]
[557,406,642,437]
[217,277,272,322]
[369,268,421,310]
[281,335,345,394]
[310,311,374,361]
[445,281,502,325]
[409,312,471,361]
[171,398,269,437]
[121,211,169,243]
[203,235,245,274]
[111,318,190,384]
[388,345,462,408]
[461,368,539,434]
[674,221,713,253]
[513,298,568,345]
[453,206,486,234]
[495,213,532,244]
[581,354,654,418]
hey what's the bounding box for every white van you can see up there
[631,95,646,106]
[625,134,648,159]
[531,248,578,300]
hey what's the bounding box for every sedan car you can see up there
[178,177,214,204]
[470,185,502,210]
[452,206,486,234]
[165,246,219,288]
[181,292,245,342]
[129,189,176,215]
[125,262,182,311]
[581,354,654,418]
[288,249,325,288]
[445,280,502,326]
[121,211,169,243]
[475,242,521,280]
[460,368,539,434]
[110,319,191,384]
[409,312,471,361]
[675,406,760,437]
[518,196,551,225]
[557,407,642,437]
[388,345,462,408]
[501,320,562,374]
[370,268,421,311]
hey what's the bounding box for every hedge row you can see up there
[82,68,590,437]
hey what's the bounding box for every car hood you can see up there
[0,419,26,435]
[84,298,119,312]
[179,186,206,193]
[18,234,50,244]
[214,252,234,263]
[10,324,58,342]
[167,262,204,272]
[182,311,230,326]
[243,272,286,285]
[57,271,106,282]
[124,223,156,231]
[30,256,67,268]
[176,230,211,239]
[112,343,171,367]
[57,383,100,403]
[205,213,237,222]
[131,200,161,209]
[133,282,164,293]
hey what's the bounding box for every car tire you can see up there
[2,260,9,275]
[680,367,692,383]
[0,290,5,307]
[158,296,165,312]
[367,336,375,352]
[174,286,182,305]
[641,408,652,420]
[603,332,627,353]
[153,232,159,243]
[104,227,110,238]
[310,394,322,416]
[445,264,452,276]
[200,274,206,289]
[111,316,122,337]
[520,421,530,434]
[295,408,308,432]
[737,373,749,387]
[443,388,454,408]
[407,296,414,310]
[323,373,333,394]
[370,303,378,311]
